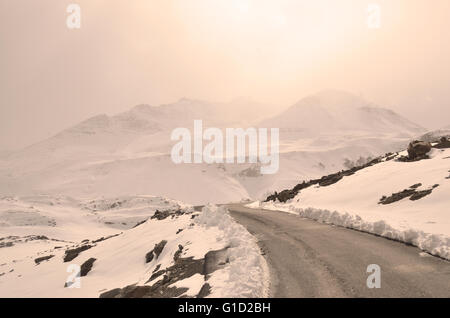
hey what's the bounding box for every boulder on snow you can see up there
[80,258,97,277]
[407,140,432,160]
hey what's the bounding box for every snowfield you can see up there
[0,196,269,298]
[247,147,450,260]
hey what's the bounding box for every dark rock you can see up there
[92,233,120,243]
[276,189,298,203]
[176,229,183,234]
[34,255,54,265]
[132,219,148,228]
[151,209,186,221]
[197,283,211,298]
[319,173,344,187]
[434,137,450,149]
[407,140,432,160]
[148,270,165,282]
[101,246,231,298]
[99,284,188,298]
[380,184,438,204]
[145,240,167,263]
[80,258,96,277]
[99,288,122,298]
[63,245,93,262]
[145,252,154,264]
[379,189,416,205]
[0,242,13,248]
[153,264,161,273]
[266,156,383,202]
[410,190,433,201]
[174,245,184,262]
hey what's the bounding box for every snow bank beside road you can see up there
[196,205,270,297]
[248,148,450,260]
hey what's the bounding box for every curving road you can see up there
[227,204,450,298]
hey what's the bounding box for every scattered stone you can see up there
[266,157,382,202]
[132,219,148,228]
[380,184,438,204]
[63,245,93,262]
[92,233,121,243]
[0,241,13,248]
[34,255,55,265]
[151,209,189,221]
[379,189,417,204]
[176,229,183,234]
[101,246,230,298]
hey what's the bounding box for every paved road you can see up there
[227,204,450,298]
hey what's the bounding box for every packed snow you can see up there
[247,147,450,260]
[0,196,269,298]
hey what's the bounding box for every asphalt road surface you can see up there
[227,204,450,298]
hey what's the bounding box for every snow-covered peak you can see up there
[260,90,425,137]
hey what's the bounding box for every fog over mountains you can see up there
[0,90,429,204]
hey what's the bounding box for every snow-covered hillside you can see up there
[0,91,425,204]
[248,144,450,260]
[0,196,268,297]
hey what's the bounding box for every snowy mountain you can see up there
[260,90,424,137]
[0,91,425,204]
[245,90,426,199]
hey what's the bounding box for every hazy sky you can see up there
[1,0,450,150]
